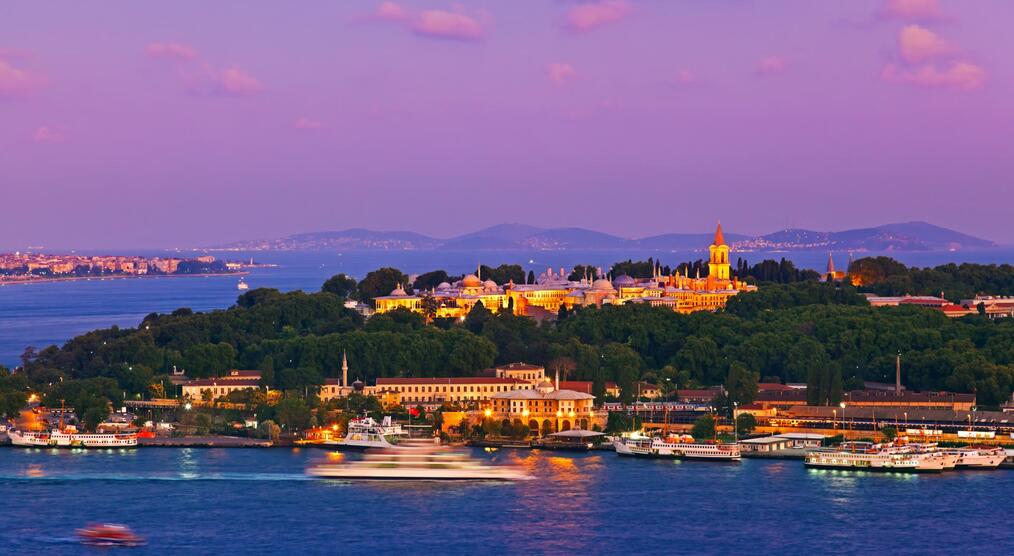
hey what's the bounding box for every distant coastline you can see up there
[0,271,248,288]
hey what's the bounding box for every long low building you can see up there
[754,388,975,412]
[376,377,533,405]
[180,370,262,400]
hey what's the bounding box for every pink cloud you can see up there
[375,1,410,22]
[757,56,788,75]
[294,117,324,129]
[214,67,262,96]
[145,42,199,60]
[677,69,697,85]
[147,43,262,97]
[564,0,632,33]
[882,60,986,90]
[878,0,946,21]
[0,54,44,98]
[33,126,65,144]
[898,24,951,63]
[548,63,577,87]
[412,10,485,41]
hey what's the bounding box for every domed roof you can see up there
[462,274,482,287]
[613,274,636,287]
[436,281,452,290]
[390,284,408,296]
[592,278,615,291]
[483,279,498,290]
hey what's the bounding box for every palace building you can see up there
[374,223,757,319]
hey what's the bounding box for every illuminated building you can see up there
[488,374,600,435]
[180,370,262,400]
[373,223,757,318]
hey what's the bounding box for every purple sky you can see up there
[2,0,1012,249]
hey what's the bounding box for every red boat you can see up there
[76,523,146,547]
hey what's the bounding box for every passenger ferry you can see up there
[307,439,530,481]
[614,434,741,461]
[8,427,138,448]
[804,442,945,472]
[323,416,406,450]
[944,446,1006,469]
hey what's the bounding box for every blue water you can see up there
[0,447,1011,555]
[2,248,1013,367]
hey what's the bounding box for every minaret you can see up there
[895,353,901,395]
[826,252,836,275]
[342,350,349,388]
[555,368,560,391]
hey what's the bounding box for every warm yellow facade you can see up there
[373,223,756,318]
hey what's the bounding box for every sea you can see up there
[1,248,1013,368]
[0,447,1011,555]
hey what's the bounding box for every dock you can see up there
[139,436,273,448]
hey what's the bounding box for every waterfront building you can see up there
[960,295,1014,319]
[374,376,533,406]
[180,370,262,400]
[488,376,600,435]
[372,223,757,319]
[753,388,975,412]
[865,294,977,318]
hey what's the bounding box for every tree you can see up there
[463,301,492,335]
[357,267,409,302]
[881,425,897,441]
[322,274,357,298]
[258,419,281,442]
[725,363,759,406]
[419,293,439,323]
[527,270,535,285]
[413,270,450,291]
[691,414,716,440]
[605,412,641,433]
[260,356,275,389]
[735,413,757,436]
[275,398,312,430]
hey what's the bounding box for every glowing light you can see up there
[484,408,492,418]
[555,410,562,418]
[184,402,192,411]
[521,409,529,418]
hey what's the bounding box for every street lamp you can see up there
[833,409,837,431]
[839,402,847,435]
[733,402,739,442]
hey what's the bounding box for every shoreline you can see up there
[0,271,249,288]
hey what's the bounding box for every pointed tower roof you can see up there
[713,221,726,246]
[826,252,836,274]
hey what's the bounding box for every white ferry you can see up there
[324,416,406,450]
[307,440,530,481]
[237,279,249,291]
[8,428,138,448]
[804,442,945,472]
[614,434,741,461]
[945,446,1006,469]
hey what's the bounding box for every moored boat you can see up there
[614,434,741,461]
[323,416,406,450]
[8,428,138,448]
[945,446,1006,469]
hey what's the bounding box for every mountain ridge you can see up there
[211,221,994,252]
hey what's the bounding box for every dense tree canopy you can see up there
[14,260,1014,412]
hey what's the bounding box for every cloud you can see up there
[563,0,632,33]
[214,67,262,96]
[0,54,44,98]
[412,10,485,41]
[147,43,262,97]
[375,1,410,22]
[368,3,487,42]
[898,24,951,63]
[882,60,985,90]
[294,117,325,130]
[676,69,697,85]
[33,126,65,144]
[145,42,199,60]
[548,63,577,87]
[878,0,946,21]
[757,56,788,75]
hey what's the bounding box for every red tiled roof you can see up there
[218,370,261,379]
[185,378,261,387]
[496,363,544,371]
[559,381,593,394]
[757,383,793,392]
[376,377,529,385]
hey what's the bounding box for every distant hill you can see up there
[211,221,994,252]
[733,222,995,252]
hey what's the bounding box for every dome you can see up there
[462,274,482,287]
[592,278,615,291]
[390,285,407,296]
[483,279,497,290]
[613,274,636,287]
[436,281,452,290]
